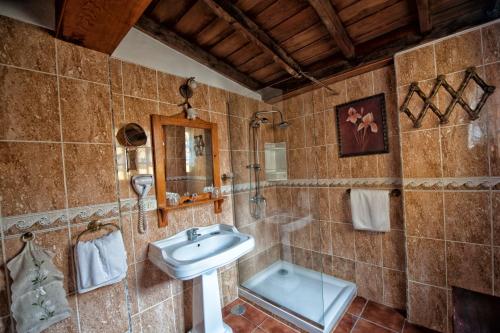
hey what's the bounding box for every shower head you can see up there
[251,119,261,128]
[253,110,288,129]
[251,116,270,128]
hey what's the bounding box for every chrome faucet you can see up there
[187,228,202,241]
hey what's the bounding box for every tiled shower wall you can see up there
[395,20,500,332]
[0,15,247,333]
[227,95,283,283]
[272,66,406,310]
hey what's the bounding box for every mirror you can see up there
[264,142,288,181]
[151,114,223,227]
[164,125,213,195]
[121,123,147,146]
[117,123,147,172]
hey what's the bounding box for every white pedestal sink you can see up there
[148,224,255,333]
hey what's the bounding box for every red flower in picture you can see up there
[345,107,379,148]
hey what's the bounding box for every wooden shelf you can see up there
[157,198,224,227]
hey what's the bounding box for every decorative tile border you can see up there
[229,178,402,193]
[403,177,500,190]
[1,197,157,233]
[4,177,495,232]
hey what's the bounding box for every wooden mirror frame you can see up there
[151,113,223,227]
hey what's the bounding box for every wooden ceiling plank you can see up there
[235,0,277,17]
[150,0,196,25]
[250,62,284,81]
[136,16,261,90]
[209,31,248,58]
[430,0,471,16]
[280,23,329,54]
[174,1,216,36]
[416,0,432,33]
[265,5,491,101]
[339,0,400,26]
[237,53,274,73]
[307,0,355,59]
[195,18,233,47]
[431,0,487,26]
[260,70,289,84]
[267,7,319,44]
[56,0,153,54]
[332,0,359,11]
[291,37,337,64]
[263,58,392,102]
[201,0,303,77]
[252,0,309,31]
[346,1,414,43]
[226,43,263,67]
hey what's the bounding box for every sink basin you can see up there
[148,224,255,333]
[171,234,241,261]
[149,224,255,280]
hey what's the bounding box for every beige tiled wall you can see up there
[226,94,283,283]
[395,20,500,332]
[271,66,406,310]
[0,15,244,333]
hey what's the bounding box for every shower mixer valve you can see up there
[247,164,261,170]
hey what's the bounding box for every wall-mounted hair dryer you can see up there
[131,175,154,234]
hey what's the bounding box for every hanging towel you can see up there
[350,189,390,232]
[75,230,127,293]
[7,240,71,333]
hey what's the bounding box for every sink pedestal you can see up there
[190,269,232,333]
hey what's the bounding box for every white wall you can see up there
[0,0,54,29]
[0,0,261,99]
[113,28,260,99]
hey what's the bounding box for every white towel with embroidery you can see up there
[75,230,127,293]
[7,241,71,333]
[350,189,390,232]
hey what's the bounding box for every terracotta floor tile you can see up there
[259,317,297,333]
[225,314,257,333]
[352,318,392,333]
[347,296,367,316]
[332,313,357,333]
[243,304,269,326]
[403,321,440,333]
[223,298,245,317]
[361,301,405,331]
[253,328,267,333]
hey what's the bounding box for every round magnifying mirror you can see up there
[117,123,147,147]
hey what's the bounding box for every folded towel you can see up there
[75,230,127,294]
[7,241,71,333]
[350,189,390,232]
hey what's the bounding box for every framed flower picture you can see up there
[335,93,389,157]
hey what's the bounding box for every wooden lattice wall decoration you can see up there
[399,67,496,128]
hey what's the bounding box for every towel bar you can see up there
[76,219,120,243]
[21,232,35,242]
[346,188,401,197]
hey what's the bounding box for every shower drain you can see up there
[230,304,246,315]
[278,268,289,276]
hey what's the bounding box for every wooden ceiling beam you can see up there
[261,57,392,103]
[201,0,302,78]
[56,0,152,54]
[416,0,432,33]
[307,0,355,59]
[263,5,492,102]
[135,17,261,90]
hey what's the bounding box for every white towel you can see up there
[350,189,390,232]
[7,241,71,333]
[75,230,127,293]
